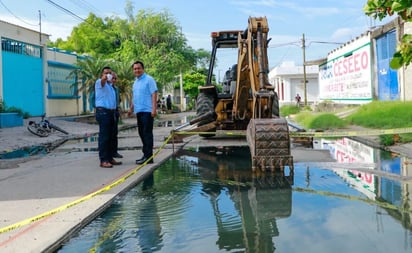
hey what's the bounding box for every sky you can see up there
[0,0,395,71]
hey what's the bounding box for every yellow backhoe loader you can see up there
[174,17,293,173]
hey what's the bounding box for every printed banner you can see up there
[319,43,372,101]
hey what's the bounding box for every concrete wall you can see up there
[0,20,49,99]
[1,21,85,117]
[47,48,77,64]
[46,49,83,117]
[0,20,49,104]
[0,20,49,45]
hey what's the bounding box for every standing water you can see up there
[57,138,412,253]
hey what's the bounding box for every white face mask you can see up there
[107,73,113,81]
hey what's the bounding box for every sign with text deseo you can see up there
[319,43,372,102]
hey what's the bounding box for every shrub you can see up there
[280,105,300,117]
[0,100,4,112]
[0,100,30,118]
[294,112,346,130]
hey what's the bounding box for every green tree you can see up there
[49,1,213,103]
[49,13,118,55]
[110,60,134,110]
[193,49,211,70]
[176,71,207,100]
[123,8,197,91]
[364,0,412,68]
[50,5,200,93]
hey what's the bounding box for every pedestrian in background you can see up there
[295,93,301,107]
[111,72,123,159]
[128,61,158,165]
[95,66,122,168]
[166,94,172,112]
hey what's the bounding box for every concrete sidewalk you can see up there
[0,113,190,252]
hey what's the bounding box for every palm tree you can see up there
[69,55,140,112]
[111,59,134,112]
[70,55,108,96]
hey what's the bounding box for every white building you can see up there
[269,17,412,106]
[0,20,84,117]
[268,61,319,105]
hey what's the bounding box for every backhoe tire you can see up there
[196,92,216,137]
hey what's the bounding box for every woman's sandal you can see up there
[100,162,113,168]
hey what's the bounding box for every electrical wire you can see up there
[268,40,301,48]
[44,0,86,23]
[0,0,38,26]
[43,0,109,36]
[68,0,100,17]
[270,45,294,67]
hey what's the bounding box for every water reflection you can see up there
[58,140,412,253]
[0,145,48,159]
[58,147,293,252]
[213,173,292,252]
[137,175,163,252]
[178,147,293,252]
[318,137,412,233]
[156,118,188,128]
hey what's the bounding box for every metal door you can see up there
[376,30,399,100]
[1,38,44,116]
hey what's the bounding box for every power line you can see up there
[268,40,301,48]
[44,0,109,38]
[308,41,344,46]
[44,0,87,23]
[270,45,294,67]
[68,0,100,17]
[0,0,37,26]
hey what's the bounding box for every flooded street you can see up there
[56,136,412,253]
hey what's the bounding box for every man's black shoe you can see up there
[136,157,153,165]
[114,152,123,158]
[135,156,145,164]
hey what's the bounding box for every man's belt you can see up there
[96,107,116,112]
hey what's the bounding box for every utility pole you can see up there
[302,33,307,106]
[179,71,184,111]
[39,10,42,44]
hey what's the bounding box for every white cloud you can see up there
[185,32,210,50]
[42,20,76,41]
[331,27,362,42]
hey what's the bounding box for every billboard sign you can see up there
[319,38,372,103]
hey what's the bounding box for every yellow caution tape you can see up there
[293,187,409,213]
[289,127,412,137]
[173,131,246,136]
[195,178,409,213]
[173,127,412,138]
[2,126,411,234]
[0,134,174,235]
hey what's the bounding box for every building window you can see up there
[47,62,79,99]
[1,38,42,58]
